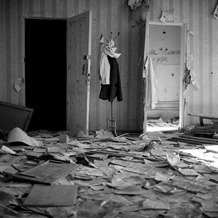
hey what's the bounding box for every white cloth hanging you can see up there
[144,56,158,109]
[99,36,121,85]
[183,29,198,96]
[100,52,110,85]
[149,57,158,109]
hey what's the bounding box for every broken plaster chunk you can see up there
[154,172,174,183]
[166,152,180,167]
[0,145,16,155]
[178,168,199,177]
[7,127,41,147]
[204,145,218,153]
[152,183,174,194]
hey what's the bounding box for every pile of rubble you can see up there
[0,128,218,217]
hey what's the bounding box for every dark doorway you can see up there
[25,19,67,131]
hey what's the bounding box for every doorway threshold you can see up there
[146,119,179,132]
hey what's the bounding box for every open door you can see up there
[142,12,150,133]
[67,11,92,136]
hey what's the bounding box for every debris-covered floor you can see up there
[1,128,218,218]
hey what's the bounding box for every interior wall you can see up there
[0,0,9,103]
[0,0,144,132]
[1,0,218,131]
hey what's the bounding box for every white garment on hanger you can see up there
[99,36,121,84]
[149,57,158,109]
[145,57,158,109]
[100,52,110,85]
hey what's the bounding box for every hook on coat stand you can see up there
[114,32,120,41]
[99,32,120,43]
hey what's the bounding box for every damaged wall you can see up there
[0,0,218,131]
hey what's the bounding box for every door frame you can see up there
[24,11,92,133]
[143,20,186,133]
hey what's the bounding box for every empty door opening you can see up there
[25,19,67,131]
[146,23,184,132]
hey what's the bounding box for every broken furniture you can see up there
[0,101,33,135]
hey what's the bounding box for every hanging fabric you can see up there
[99,36,110,85]
[99,55,123,102]
[144,56,158,109]
[99,37,122,102]
[100,52,110,85]
[103,39,121,59]
[183,28,198,95]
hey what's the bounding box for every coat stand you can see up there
[107,101,117,137]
